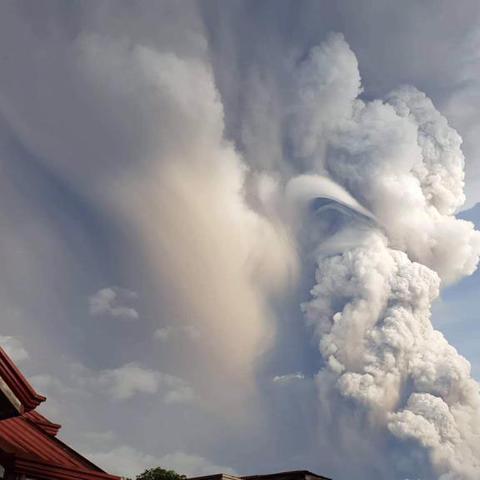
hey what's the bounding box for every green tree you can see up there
[135,467,186,480]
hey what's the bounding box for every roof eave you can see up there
[0,347,45,417]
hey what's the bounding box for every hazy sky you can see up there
[1,2,480,480]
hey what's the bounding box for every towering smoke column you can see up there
[293,34,480,479]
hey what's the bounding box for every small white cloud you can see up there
[153,326,173,341]
[30,363,194,405]
[162,377,195,405]
[272,372,305,384]
[92,363,195,403]
[29,373,86,399]
[0,336,29,362]
[154,325,201,342]
[95,363,161,400]
[86,445,236,478]
[88,287,139,321]
[28,373,84,418]
[81,430,116,446]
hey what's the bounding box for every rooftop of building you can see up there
[189,470,332,480]
[0,346,120,480]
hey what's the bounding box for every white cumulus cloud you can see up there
[89,287,139,321]
[0,336,29,362]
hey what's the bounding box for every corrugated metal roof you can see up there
[0,414,91,469]
[15,457,120,480]
[0,347,120,480]
[0,413,120,480]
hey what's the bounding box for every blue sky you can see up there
[434,203,480,379]
[1,2,480,480]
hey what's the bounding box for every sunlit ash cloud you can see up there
[294,35,480,479]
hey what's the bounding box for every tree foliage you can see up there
[135,467,186,480]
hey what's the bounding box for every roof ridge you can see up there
[242,472,332,480]
[0,347,45,416]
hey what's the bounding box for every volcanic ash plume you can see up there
[297,35,480,479]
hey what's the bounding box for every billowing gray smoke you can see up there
[295,35,480,479]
